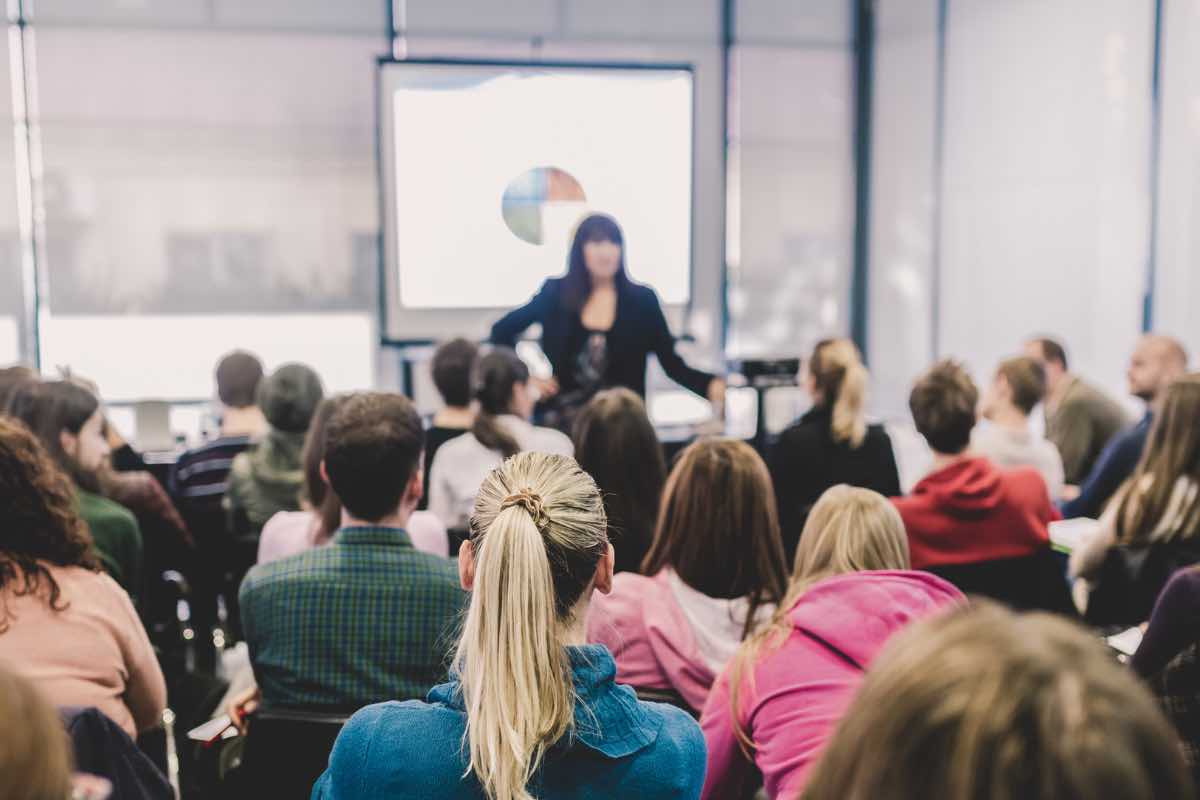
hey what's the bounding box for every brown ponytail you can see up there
[472,348,529,459]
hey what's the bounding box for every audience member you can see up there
[800,603,1193,800]
[587,438,789,711]
[973,355,1065,499]
[1025,336,1129,485]
[893,361,1058,569]
[313,452,706,800]
[0,363,37,411]
[700,486,963,799]
[572,387,666,573]
[1134,565,1200,784]
[171,350,265,517]
[1062,334,1188,519]
[0,663,73,800]
[428,347,572,530]
[419,338,478,510]
[1069,375,1200,609]
[7,381,144,596]
[770,339,900,559]
[238,392,465,711]
[225,362,324,533]
[1133,565,1200,678]
[0,416,166,739]
[257,395,448,563]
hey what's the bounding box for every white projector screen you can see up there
[379,60,695,341]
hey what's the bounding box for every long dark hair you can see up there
[472,348,529,459]
[302,395,349,546]
[641,438,789,639]
[572,388,665,574]
[561,213,632,312]
[7,381,103,493]
[0,416,101,632]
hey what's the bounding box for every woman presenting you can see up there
[490,213,725,427]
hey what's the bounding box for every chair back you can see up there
[927,548,1077,616]
[231,706,350,798]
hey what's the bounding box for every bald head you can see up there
[1128,335,1189,403]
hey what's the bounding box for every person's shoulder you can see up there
[81,491,139,529]
[591,572,656,615]
[432,430,479,464]
[623,281,661,307]
[327,700,466,788]
[998,464,1053,499]
[56,564,127,597]
[402,545,464,584]
[635,702,706,789]
[778,414,826,445]
[531,425,573,456]
[240,547,326,596]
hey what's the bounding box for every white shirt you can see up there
[427,414,574,530]
[971,422,1065,500]
[664,569,776,674]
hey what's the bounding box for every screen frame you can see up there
[375,56,698,347]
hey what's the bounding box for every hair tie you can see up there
[500,488,550,532]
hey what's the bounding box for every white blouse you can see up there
[427,415,573,530]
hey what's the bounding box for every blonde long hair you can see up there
[728,485,910,753]
[456,452,609,800]
[810,339,869,448]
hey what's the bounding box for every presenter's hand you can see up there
[707,378,727,420]
[530,376,560,402]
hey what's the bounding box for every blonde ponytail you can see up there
[456,452,608,800]
[811,338,868,448]
[831,362,867,448]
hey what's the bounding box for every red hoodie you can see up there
[892,456,1059,569]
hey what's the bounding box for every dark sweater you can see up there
[770,406,901,560]
[490,277,714,399]
[1133,567,1200,678]
[1061,413,1152,520]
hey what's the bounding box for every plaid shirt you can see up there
[240,526,466,711]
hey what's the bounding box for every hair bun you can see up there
[500,488,550,532]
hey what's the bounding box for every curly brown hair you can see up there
[0,416,100,632]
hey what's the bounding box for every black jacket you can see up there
[770,406,902,560]
[489,277,713,399]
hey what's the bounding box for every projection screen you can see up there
[378,59,695,341]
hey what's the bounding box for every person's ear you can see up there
[593,543,615,595]
[60,430,78,459]
[405,469,423,506]
[459,539,476,591]
[319,459,330,485]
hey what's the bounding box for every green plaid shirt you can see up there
[240,526,467,711]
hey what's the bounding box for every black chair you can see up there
[1085,540,1200,627]
[227,707,351,799]
[927,548,1077,616]
[447,526,470,559]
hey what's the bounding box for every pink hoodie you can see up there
[586,570,768,712]
[699,570,964,799]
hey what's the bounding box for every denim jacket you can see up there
[311,645,706,799]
